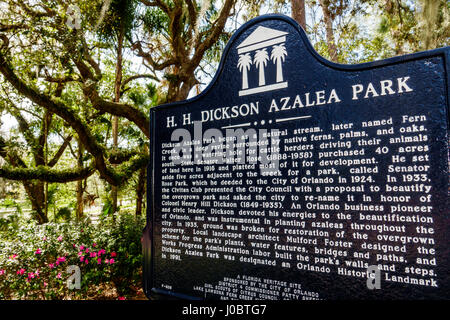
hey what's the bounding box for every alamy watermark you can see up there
[366,265,381,290]
[66,265,81,290]
[169,121,281,174]
[66,5,82,30]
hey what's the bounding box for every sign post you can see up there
[143,14,449,300]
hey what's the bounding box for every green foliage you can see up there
[97,0,139,42]
[101,196,114,216]
[0,213,144,299]
[0,214,19,233]
[97,213,145,295]
[55,207,72,222]
[128,90,147,106]
[0,198,22,215]
[141,7,169,35]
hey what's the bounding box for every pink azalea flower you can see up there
[0,270,6,275]
[98,249,106,256]
[57,256,66,263]
[80,256,84,262]
[55,261,60,266]
[110,252,117,257]
[85,259,89,264]
[79,245,84,250]
[44,282,48,287]
[57,236,63,242]
[105,259,109,264]
[17,268,25,275]
[118,297,126,300]
[92,243,97,247]
[28,272,35,279]
[56,273,62,279]
[35,269,40,277]
[109,258,115,264]
[35,248,42,255]
[9,254,17,260]
[48,263,55,269]
[42,236,47,241]
[89,252,97,258]
[85,248,90,253]
[97,258,101,265]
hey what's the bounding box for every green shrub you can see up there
[55,207,72,222]
[0,212,145,300]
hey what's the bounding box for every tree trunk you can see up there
[111,26,124,214]
[291,0,306,30]
[31,201,47,224]
[43,114,48,218]
[23,183,48,224]
[34,110,52,223]
[318,0,338,62]
[169,71,198,102]
[418,0,440,50]
[135,166,146,216]
[76,141,84,220]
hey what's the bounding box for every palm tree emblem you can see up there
[237,53,252,89]
[254,48,270,86]
[271,44,287,83]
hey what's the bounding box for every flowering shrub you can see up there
[0,213,145,300]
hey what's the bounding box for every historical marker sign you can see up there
[143,15,450,300]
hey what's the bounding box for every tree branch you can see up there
[139,0,170,14]
[8,107,38,151]
[48,135,73,167]
[185,0,198,42]
[0,50,117,185]
[108,149,145,165]
[114,153,150,182]
[0,134,32,174]
[0,23,24,32]
[82,82,150,138]
[0,165,95,183]
[132,41,177,71]
[122,74,159,89]
[190,0,235,71]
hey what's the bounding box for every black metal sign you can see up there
[143,14,449,300]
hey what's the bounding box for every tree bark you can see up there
[318,0,338,62]
[24,109,52,223]
[291,0,306,30]
[76,141,84,220]
[23,183,48,224]
[135,166,146,216]
[111,26,125,214]
[35,110,52,220]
